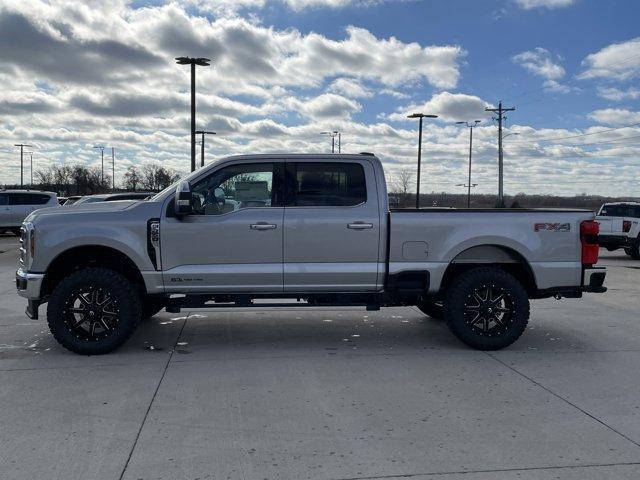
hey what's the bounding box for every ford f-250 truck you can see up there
[16,153,606,354]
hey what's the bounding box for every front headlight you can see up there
[20,222,35,270]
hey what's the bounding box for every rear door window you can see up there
[289,162,366,207]
[599,205,625,217]
[10,193,51,205]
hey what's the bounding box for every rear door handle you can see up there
[250,223,277,230]
[347,222,374,230]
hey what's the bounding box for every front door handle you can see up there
[347,222,374,230]
[250,223,277,230]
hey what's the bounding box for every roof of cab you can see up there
[221,153,379,161]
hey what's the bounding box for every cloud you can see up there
[513,48,565,80]
[588,108,640,126]
[0,11,162,86]
[290,93,362,119]
[327,78,373,98]
[388,92,492,122]
[578,37,640,81]
[597,86,640,101]
[513,0,574,9]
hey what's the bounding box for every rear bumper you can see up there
[583,266,606,293]
[598,235,632,248]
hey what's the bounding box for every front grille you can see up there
[18,227,26,266]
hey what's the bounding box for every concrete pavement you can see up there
[1,233,640,479]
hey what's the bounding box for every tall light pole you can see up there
[320,131,339,153]
[30,152,33,186]
[14,143,32,187]
[111,147,115,190]
[176,56,211,172]
[194,130,216,167]
[407,113,438,208]
[93,145,105,184]
[456,120,481,208]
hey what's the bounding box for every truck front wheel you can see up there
[627,240,640,260]
[47,267,142,355]
[443,267,529,350]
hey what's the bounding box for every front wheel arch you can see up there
[42,245,145,298]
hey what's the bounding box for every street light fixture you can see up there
[14,143,32,187]
[176,56,211,172]
[194,130,216,167]
[456,120,481,208]
[407,113,438,208]
[93,145,105,184]
[320,131,340,153]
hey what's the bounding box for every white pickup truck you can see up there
[596,202,640,259]
[16,153,606,354]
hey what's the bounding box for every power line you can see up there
[510,121,640,143]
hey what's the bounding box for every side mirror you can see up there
[175,181,192,217]
[214,187,225,205]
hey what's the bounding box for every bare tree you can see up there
[389,168,414,207]
[139,163,180,191]
[122,166,140,191]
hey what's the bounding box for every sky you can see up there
[0,0,639,196]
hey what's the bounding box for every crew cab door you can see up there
[160,161,285,292]
[283,160,381,292]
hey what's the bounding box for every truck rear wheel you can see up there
[47,267,142,355]
[417,300,443,320]
[443,267,529,350]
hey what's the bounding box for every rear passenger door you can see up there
[283,160,381,292]
[0,193,10,227]
[10,193,51,224]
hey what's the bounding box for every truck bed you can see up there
[388,208,596,293]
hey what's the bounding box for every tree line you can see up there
[388,168,639,210]
[5,163,180,196]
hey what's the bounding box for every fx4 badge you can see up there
[534,223,571,232]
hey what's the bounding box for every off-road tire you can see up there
[628,239,640,260]
[443,267,530,350]
[47,268,142,355]
[417,300,444,320]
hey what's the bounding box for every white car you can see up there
[0,190,58,235]
[596,202,640,259]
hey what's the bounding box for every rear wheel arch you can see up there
[440,244,537,296]
[42,245,145,298]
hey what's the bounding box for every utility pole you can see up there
[407,113,438,208]
[485,101,515,207]
[195,130,216,167]
[14,144,32,187]
[93,146,105,184]
[111,147,115,190]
